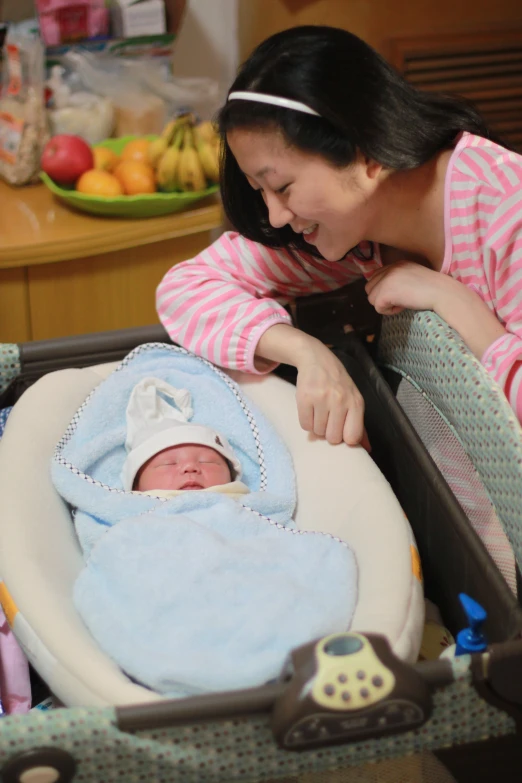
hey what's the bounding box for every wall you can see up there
[1,0,35,23]
[171,0,239,107]
[238,0,522,60]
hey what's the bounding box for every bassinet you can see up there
[0,340,423,707]
[0,299,519,783]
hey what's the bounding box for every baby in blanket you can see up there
[121,376,250,499]
[54,345,357,698]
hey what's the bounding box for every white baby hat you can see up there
[121,376,242,491]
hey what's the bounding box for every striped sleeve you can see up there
[480,183,522,423]
[156,231,362,373]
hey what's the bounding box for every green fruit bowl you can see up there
[40,136,219,219]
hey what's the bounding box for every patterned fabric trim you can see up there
[0,344,20,395]
[241,503,350,548]
[0,406,13,437]
[377,311,522,573]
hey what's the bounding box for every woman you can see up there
[157,25,522,444]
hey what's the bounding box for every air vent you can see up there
[388,30,522,151]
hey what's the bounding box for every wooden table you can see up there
[0,180,223,343]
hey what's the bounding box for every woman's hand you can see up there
[365,261,445,315]
[255,323,367,447]
[365,260,507,359]
[294,340,366,447]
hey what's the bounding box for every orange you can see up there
[120,138,151,164]
[93,146,120,173]
[76,169,124,197]
[114,160,156,195]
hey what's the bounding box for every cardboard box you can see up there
[111,0,166,39]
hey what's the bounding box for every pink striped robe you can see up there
[156,132,522,425]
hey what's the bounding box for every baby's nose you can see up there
[182,462,200,473]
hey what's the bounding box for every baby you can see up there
[120,376,249,499]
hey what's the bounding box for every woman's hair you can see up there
[217,25,492,256]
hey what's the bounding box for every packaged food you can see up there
[113,94,166,137]
[35,0,109,47]
[0,31,49,186]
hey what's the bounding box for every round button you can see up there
[338,673,347,683]
[372,675,384,687]
[341,691,351,702]
[360,687,370,698]
[356,670,366,680]
[324,684,335,696]
[20,768,60,783]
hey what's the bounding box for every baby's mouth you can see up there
[180,481,204,490]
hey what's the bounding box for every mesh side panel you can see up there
[268,751,457,782]
[377,310,522,575]
[396,378,517,595]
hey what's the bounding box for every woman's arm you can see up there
[156,231,362,373]
[156,231,367,444]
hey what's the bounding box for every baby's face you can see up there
[135,443,232,492]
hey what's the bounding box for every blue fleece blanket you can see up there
[52,344,357,697]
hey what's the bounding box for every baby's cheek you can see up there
[212,465,232,483]
[137,465,178,491]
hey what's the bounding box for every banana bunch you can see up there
[150,115,221,193]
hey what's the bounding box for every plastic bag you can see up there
[46,65,114,144]
[63,50,167,136]
[122,59,220,121]
[0,31,49,186]
[62,50,219,139]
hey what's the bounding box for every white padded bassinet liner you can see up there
[0,362,423,707]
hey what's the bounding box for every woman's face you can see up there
[227,127,384,262]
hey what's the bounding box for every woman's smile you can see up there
[301,223,319,244]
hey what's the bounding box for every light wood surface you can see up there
[0,181,223,342]
[0,181,222,268]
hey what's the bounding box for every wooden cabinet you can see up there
[238,0,522,60]
[0,181,222,343]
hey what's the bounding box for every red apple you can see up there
[41,134,94,186]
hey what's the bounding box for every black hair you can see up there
[217,25,492,257]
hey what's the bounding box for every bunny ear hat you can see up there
[121,376,242,491]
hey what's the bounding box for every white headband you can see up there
[228,91,320,117]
